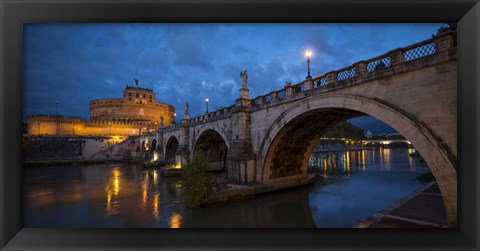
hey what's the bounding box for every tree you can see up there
[435,23,457,35]
[181,152,214,207]
[322,121,365,140]
[433,23,457,48]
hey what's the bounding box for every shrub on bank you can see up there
[181,152,213,208]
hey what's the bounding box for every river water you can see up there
[23,148,430,228]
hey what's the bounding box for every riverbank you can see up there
[353,181,447,228]
[206,174,317,206]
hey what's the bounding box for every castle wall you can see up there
[27,115,86,135]
[89,86,175,125]
[26,85,176,137]
[27,115,144,136]
[89,101,174,125]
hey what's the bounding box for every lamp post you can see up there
[305,49,312,79]
[205,98,209,113]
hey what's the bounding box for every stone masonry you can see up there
[138,31,457,227]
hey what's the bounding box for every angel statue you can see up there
[240,70,248,89]
[184,101,189,114]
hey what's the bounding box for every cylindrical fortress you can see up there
[26,83,176,136]
[89,86,175,125]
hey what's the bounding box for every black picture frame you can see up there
[1,0,479,250]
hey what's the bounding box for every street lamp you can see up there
[305,49,313,79]
[205,98,209,113]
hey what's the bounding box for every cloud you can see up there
[23,23,443,133]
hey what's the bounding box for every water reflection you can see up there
[23,148,430,228]
[308,148,430,227]
[169,212,182,228]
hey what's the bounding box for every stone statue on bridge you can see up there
[184,101,189,114]
[240,70,248,89]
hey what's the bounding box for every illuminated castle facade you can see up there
[26,82,175,136]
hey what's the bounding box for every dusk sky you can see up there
[24,23,443,134]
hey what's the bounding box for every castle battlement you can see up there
[27,115,86,123]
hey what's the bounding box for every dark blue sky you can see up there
[24,23,442,134]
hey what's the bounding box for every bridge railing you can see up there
[250,30,456,109]
[189,104,236,124]
[164,123,181,131]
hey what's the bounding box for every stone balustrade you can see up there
[161,30,456,129]
[163,104,237,130]
[249,30,456,110]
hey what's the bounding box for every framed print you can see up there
[1,0,479,250]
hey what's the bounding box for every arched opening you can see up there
[263,108,361,181]
[165,136,179,165]
[194,129,228,171]
[150,139,157,161]
[150,139,157,153]
[259,94,456,227]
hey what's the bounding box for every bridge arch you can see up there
[259,93,456,226]
[193,129,228,171]
[165,136,179,165]
[148,138,157,161]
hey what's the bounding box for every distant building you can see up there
[26,81,175,136]
[365,129,372,138]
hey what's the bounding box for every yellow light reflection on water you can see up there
[345,151,350,172]
[379,147,384,166]
[142,172,149,207]
[361,150,366,172]
[152,170,158,185]
[153,193,160,220]
[323,158,327,176]
[383,148,391,171]
[142,190,148,207]
[169,212,182,228]
[105,168,122,214]
[106,191,112,211]
[112,169,121,196]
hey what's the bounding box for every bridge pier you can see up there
[175,113,190,167]
[226,81,257,183]
[228,140,256,183]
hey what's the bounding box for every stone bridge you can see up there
[139,31,457,226]
[362,139,412,146]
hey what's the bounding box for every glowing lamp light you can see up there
[205,98,209,113]
[305,49,313,79]
[305,49,313,59]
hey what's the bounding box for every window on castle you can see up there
[129,93,132,96]
[136,93,139,97]
[143,94,146,98]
